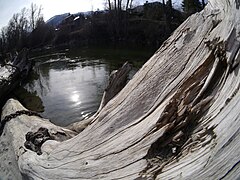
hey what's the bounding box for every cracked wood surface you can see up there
[1,0,240,179]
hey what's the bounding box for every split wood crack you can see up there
[141,38,228,178]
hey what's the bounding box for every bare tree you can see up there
[0,27,7,54]
[202,0,205,7]
[130,0,133,8]
[107,0,112,10]
[1,28,6,45]
[18,8,28,48]
[5,7,30,51]
[105,0,133,11]
[125,0,134,10]
[6,13,20,50]
[113,0,116,10]
[126,0,130,10]
[19,8,28,32]
[1,3,43,52]
[168,0,173,8]
[118,0,123,10]
[29,3,43,31]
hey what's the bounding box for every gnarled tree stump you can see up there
[1,0,240,179]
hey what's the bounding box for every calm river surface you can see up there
[14,48,153,126]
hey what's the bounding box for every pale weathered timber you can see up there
[1,0,240,179]
[98,61,132,111]
[0,99,77,179]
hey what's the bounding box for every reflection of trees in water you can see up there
[14,87,44,112]
[26,63,50,97]
[91,64,109,102]
[37,63,50,97]
[27,62,50,97]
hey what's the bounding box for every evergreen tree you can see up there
[182,0,202,16]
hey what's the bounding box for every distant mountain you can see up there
[46,11,93,28]
[74,11,92,17]
[46,13,70,27]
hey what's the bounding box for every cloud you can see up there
[0,0,30,28]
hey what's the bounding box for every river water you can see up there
[14,48,153,126]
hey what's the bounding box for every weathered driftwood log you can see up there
[0,49,32,101]
[1,0,240,179]
[0,99,77,179]
[98,62,132,111]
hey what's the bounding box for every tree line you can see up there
[0,0,206,62]
[0,3,54,61]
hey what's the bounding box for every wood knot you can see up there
[24,127,53,155]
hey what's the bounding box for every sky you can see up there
[0,0,182,29]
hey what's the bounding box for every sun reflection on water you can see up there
[71,92,81,105]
